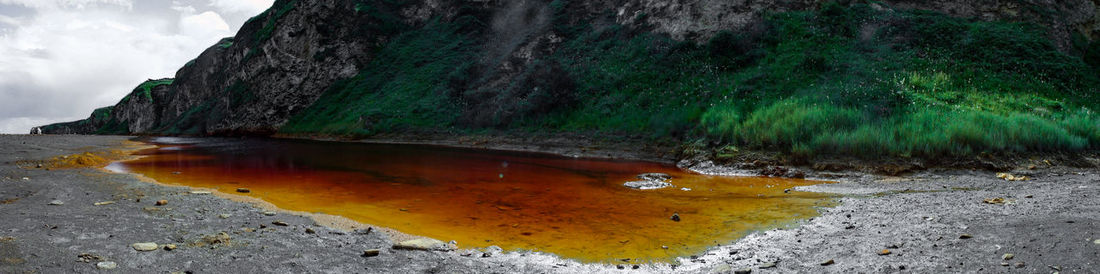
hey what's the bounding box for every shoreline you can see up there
[3,135,1098,273]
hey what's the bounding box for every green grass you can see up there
[120,78,174,104]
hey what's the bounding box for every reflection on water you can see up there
[109,137,834,263]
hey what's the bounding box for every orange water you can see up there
[108,137,834,263]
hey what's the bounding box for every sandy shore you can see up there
[1,135,1097,273]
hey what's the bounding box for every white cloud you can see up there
[208,0,272,15]
[0,0,133,10]
[0,0,254,133]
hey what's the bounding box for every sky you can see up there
[0,0,274,134]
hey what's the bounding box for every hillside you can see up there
[38,0,1100,163]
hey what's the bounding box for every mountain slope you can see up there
[38,0,1100,160]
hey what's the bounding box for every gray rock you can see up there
[362,249,381,257]
[262,211,276,216]
[393,238,456,251]
[131,242,158,251]
[95,261,117,270]
[48,200,64,206]
[623,180,673,190]
[636,173,671,181]
[1002,253,1014,260]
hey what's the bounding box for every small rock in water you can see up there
[393,238,456,251]
[959,234,973,239]
[48,200,64,206]
[95,261,117,270]
[272,221,288,226]
[131,242,158,251]
[94,201,115,206]
[878,249,892,256]
[218,214,231,219]
[820,259,835,266]
[236,188,251,193]
[155,200,168,206]
[1002,253,1014,260]
[670,213,681,222]
[623,180,673,190]
[263,211,276,216]
[189,191,211,195]
[362,249,381,257]
[636,173,671,181]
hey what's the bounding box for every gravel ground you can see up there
[1,135,1097,273]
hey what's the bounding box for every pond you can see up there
[107,137,834,263]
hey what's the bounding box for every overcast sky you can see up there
[0,0,274,133]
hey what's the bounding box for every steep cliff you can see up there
[36,0,1100,159]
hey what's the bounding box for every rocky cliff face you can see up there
[37,0,1100,136]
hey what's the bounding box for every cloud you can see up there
[0,0,258,133]
[208,0,272,15]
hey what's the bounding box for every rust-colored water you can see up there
[108,137,834,263]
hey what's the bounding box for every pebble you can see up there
[94,201,115,206]
[95,261,118,270]
[263,211,276,216]
[48,200,64,206]
[218,214,231,219]
[1002,253,1014,260]
[820,259,835,266]
[163,244,178,251]
[272,221,288,226]
[236,188,251,193]
[305,228,316,234]
[959,234,973,239]
[131,242,158,251]
[362,249,381,257]
[878,249,892,256]
[155,200,168,206]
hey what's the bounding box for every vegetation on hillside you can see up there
[283,2,1100,160]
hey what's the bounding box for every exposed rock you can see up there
[959,234,973,239]
[623,180,673,190]
[94,201,115,206]
[362,249,381,257]
[163,244,178,251]
[1002,253,1014,260]
[95,261,118,270]
[262,211,276,216]
[393,238,456,251]
[305,228,315,234]
[155,200,168,206]
[636,173,671,181]
[272,221,288,226]
[131,242,158,251]
[820,259,835,266]
[48,200,64,206]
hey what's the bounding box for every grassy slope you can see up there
[282,2,1100,161]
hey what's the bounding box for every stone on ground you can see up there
[131,242,158,251]
[393,238,456,251]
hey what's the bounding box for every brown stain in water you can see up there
[109,138,834,263]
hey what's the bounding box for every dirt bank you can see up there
[1,135,1097,273]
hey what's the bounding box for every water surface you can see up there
[108,137,834,263]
